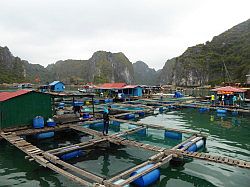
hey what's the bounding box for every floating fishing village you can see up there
[1,2,250,186]
[0,81,250,187]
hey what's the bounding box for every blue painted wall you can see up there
[51,82,65,92]
[133,87,142,96]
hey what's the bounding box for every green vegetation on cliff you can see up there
[159,19,250,86]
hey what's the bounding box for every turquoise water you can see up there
[0,108,249,186]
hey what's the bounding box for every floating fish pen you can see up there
[1,95,250,187]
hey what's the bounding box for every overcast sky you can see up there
[0,0,249,70]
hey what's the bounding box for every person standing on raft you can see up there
[103,105,111,135]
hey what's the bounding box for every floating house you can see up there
[96,83,143,97]
[0,90,52,129]
[211,86,246,105]
[49,81,65,92]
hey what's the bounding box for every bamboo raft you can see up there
[0,115,250,186]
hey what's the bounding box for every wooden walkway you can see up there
[0,114,250,187]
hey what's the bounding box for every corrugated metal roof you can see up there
[98,83,127,89]
[49,81,64,86]
[0,90,32,102]
[211,86,246,93]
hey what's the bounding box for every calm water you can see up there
[0,108,250,187]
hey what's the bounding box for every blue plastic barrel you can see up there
[232,111,238,116]
[195,139,204,150]
[159,107,164,113]
[165,131,182,140]
[187,143,197,152]
[33,116,44,129]
[125,114,135,119]
[47,118,56,127]
[109,98,113,103]
[72,101,84,107]
[138,128,147,135]
[199,108,208,113]
[58,102,65,109]
[47,121,56,127]
[82,113,90,119]
[217,109,227,114]
[217,113,226,118]
[138,111,145,117]
[94,100,99,104]
[104,99,110,103]
[130,164,160,187]
[113,121,121,126]
[60,150,85,161]
[178,141,192,149]
[35,131,54,139]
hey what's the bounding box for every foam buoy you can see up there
[60,150,85,161]
[130,164,160,187]
[165,131,182,140]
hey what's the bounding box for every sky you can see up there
[0,0,249,70]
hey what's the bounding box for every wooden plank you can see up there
[43,153,104,183]
[107,161,152,183]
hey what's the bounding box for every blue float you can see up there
[159,107,164,113]
[89,122,103,128]
[138,111,145,117]
[60,150,85,161]
[130,164,160,187]
[165,131,182,140]
[125,114,135,119]
[94,100,100,104]
[58,102,65,109]
[113,121,121,126]
[47,118,56,127]
[72,101,84,107]
[187,143,197,152]
[232,111,238,116]
[178,141,192,149]
[82,113,90,119]
[217,109,227,114]
[179,139,205,152]
[35,131,54,139]
[199,108,209,113]
[104,99,110,103]
[33,116,44,129]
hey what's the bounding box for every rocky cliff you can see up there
[159,19,250,86]
[47,51,135,84]
[133,61,159,85]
